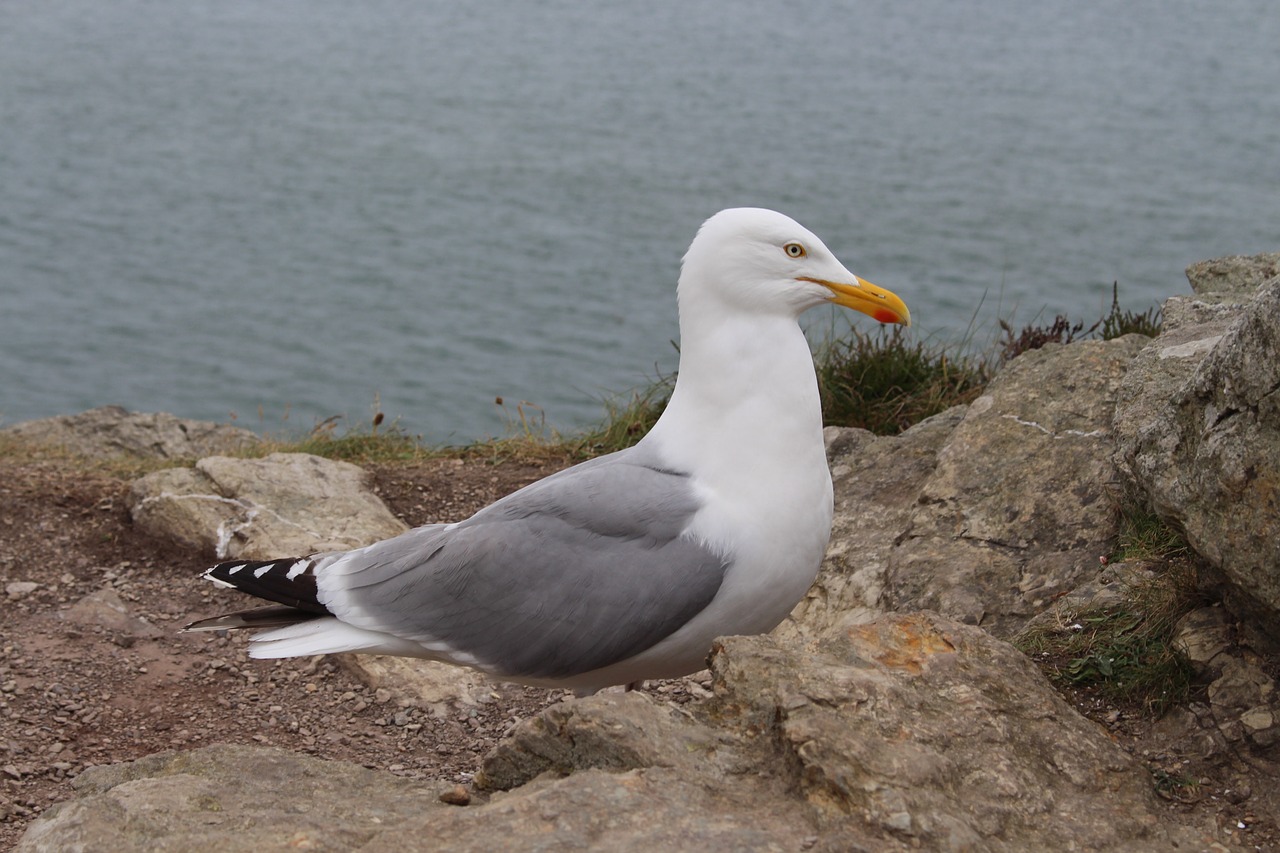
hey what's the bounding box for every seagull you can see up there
[184,208,911,692]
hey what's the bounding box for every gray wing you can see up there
[320,446,729,680]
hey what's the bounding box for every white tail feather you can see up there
[247,618,426,659]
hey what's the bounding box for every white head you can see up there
[678,208,910,326]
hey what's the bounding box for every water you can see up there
[2,0,1277,442]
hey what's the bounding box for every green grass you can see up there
[1099,281,1163,340]
[1112,502,1191,562]
[265,415,427,463]
[241,412,577,468]
[1015,507,1202,717]
[1016,612,1196,715]
[1151,769,1202,803]
[816,324,990,435]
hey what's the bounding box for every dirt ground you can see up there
[0,451,1275,850]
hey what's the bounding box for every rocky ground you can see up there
[0,452,574,849]
[0,450,1276,851]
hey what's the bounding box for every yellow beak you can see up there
[801,276,912,326]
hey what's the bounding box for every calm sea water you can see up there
[2,0,1277,441]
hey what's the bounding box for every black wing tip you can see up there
[183,605,324,633]
[199,558,330,616]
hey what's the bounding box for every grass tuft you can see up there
[1098,281,1163,340]
[1016,503,1201,716]
[266,427,425,464]
[1151,768,1202,803]
[1112,502,1190,562]
[998,315,1094,361]
[816,325,989,435]
[997,281,1162,361]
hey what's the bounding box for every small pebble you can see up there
[5,582,39,600]
[438,785,471,806]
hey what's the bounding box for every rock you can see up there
[476,689,711,791]
[1172,606,1234,680]
[471,614,1218,845]
[0,406,259,461]
[337,656,500,714]
[1110,254,1266,490]
[60,588,163,640]
[129,452,407,559]
[698,616,1217,851]
[781,407,966,640]
[463,613,1237,852]
[1115,262,1280,643]
[437,785,470,806]
[5,581,40,600]
[1111,296,1243,491]
[884,338,1146,636]
[1207,658,1280,754]
[1185,252,1280,300]
[21,613,1225,852]
[13,744,443,852]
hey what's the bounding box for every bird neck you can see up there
[644,313,827,483]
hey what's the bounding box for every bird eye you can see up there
[784,242,807,258]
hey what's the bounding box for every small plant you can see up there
[1098,281,1162,340]
[997,282,1161,360]
[277,415,426,463]
[493,397,551,441]
[998,315,1096,361]
[1015,559,1203,715]
[1112,502,1190,562]
[816,324,989,435]
[1151,769,1201,803]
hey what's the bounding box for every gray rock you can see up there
[575,609,1196,851]
[1,406,260,461]
[1185,252,1280,299]
[5,581,40,600]
[1172,606,1234,680]
[701,616,1203,851]
[337,656,506,714]
[1116,270,1280,641]
[20,614,1225,851]
[885,338,1146,636]
[781,407,967,640]
[129,452,407,559]
[14,744,443,852]
[400,763,812,852]
[476,689,719,791]
[1111,252,1268,498]
[1111,294,1243,490]
[60,588,163,640]
[1207,658,1280,754]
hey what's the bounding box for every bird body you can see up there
[186,208,911,691]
